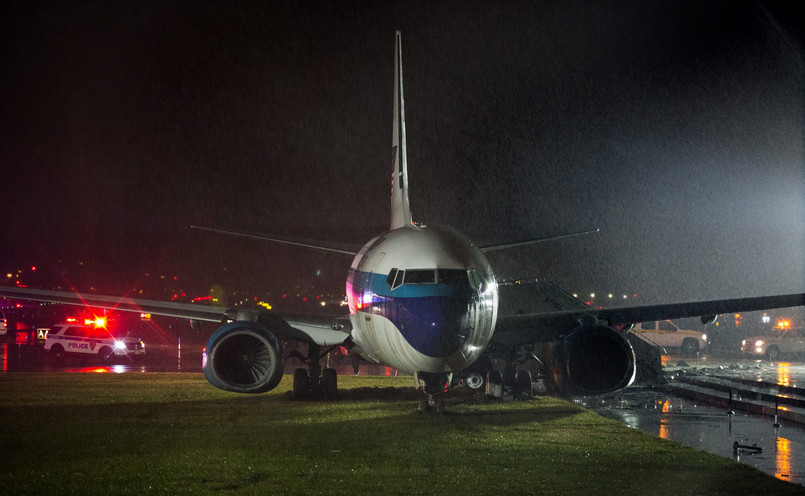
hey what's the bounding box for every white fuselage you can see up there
[346,224,498,375]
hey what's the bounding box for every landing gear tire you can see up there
[487,370,504,398]
[322,368,338,399]
[515,370,533,398]
[416,372,449,414]
[418,393,429,413]
[293,368,310,398]
[465,372,485,390]
[434,395,445,414]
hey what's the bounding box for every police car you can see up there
[44,323,145,362]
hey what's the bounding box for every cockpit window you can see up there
[437,269,468,283]
[403,269,436,284]
[386,268,398,287]
[387,268,468,289]
[387,268,405,290]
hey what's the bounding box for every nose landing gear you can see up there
[416,371,450,414]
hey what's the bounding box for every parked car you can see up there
[44,323,145,362]
[630,320,708,355]
[741,327,805,360]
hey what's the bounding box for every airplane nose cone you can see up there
[396,294,470,358]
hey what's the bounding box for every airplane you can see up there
[2,32,804,412]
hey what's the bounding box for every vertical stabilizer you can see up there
[390,31,413,229]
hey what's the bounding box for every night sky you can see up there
[2,1,803,304]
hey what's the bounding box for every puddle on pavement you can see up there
[580,383,804,486]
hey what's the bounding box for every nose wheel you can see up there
[416,371,449,414]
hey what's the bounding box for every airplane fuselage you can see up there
[346,224,498,375]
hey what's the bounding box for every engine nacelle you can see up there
[203,321,284,394]
[551,324,636,396]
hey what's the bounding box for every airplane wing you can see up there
[493,291,805,345]
[0,286,350,346]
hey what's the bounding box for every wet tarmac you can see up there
[0,342,398,376]
[580,356,805,487]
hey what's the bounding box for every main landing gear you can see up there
[289,343,339,400]
[416,371,450,414]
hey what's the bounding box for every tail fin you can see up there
[390,31,412,229]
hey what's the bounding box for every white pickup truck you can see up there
[741,327,805,360]
[630,320,708,355]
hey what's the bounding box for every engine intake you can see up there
[203,321,284,393]
[552,324,636,395]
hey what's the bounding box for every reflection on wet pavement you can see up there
[581,356,805,487]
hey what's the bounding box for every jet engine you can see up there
[551,324,636,395]
[203,321,284,394]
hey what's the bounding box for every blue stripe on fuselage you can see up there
[355,271,471,358]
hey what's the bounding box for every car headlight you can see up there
[755,340,764,347]
[741,340,746,346]
[114,341,127,350]
[701,334,707,342]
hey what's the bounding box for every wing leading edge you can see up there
[494,291,805,345]
[0,286,350,346]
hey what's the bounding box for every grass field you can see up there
[0,373,801,495]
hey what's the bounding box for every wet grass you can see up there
[0,373,801,495]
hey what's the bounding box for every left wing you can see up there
[494,290,805,345]
[0,286,350,346]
